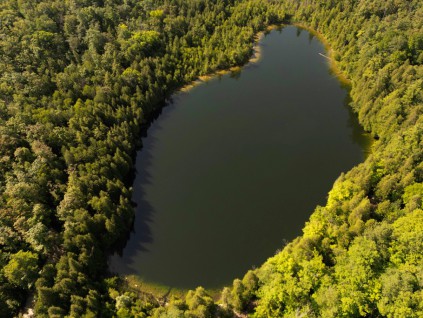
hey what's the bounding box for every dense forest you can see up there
[0,0,421,317]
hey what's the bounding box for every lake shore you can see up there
[111,25,371,289]
[178,22,351,95]
[179,25,280,93]
[121,275,223,303]
[292,23,351,86]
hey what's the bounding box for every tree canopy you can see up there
[0,0,421,317]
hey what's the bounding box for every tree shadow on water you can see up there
[108,144,157,275]
[109,100,179,275]
[343,94,373,158]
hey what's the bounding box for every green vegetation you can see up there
[219,1,423,317]
[0,0,282,316]
[0,0,421,317]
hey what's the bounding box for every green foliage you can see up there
[242,0,423,317]
[0,0,285,315]
[0,0,421,316]
[150,287,222,318]
[3,250,39,289]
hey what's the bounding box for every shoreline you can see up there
[178,23,351,96]
[117,22,372,300]
[293,22,373,156]
[121,275,224,303]
[179,25,280,93]
[293,22,351,86]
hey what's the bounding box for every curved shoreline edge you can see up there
[178,25,279,93]
[119,23,373,297]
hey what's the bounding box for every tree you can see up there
[4,251,39,289]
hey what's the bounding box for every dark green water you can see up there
[109,26,370,289]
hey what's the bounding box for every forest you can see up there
[0,0,421,317]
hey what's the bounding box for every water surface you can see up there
[110,26,369,289]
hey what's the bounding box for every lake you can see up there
[109,26,370,289]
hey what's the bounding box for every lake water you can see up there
[109,26,370,289]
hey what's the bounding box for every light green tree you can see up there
[4,250,39,289]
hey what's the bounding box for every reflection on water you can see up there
[109,26,371,289]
